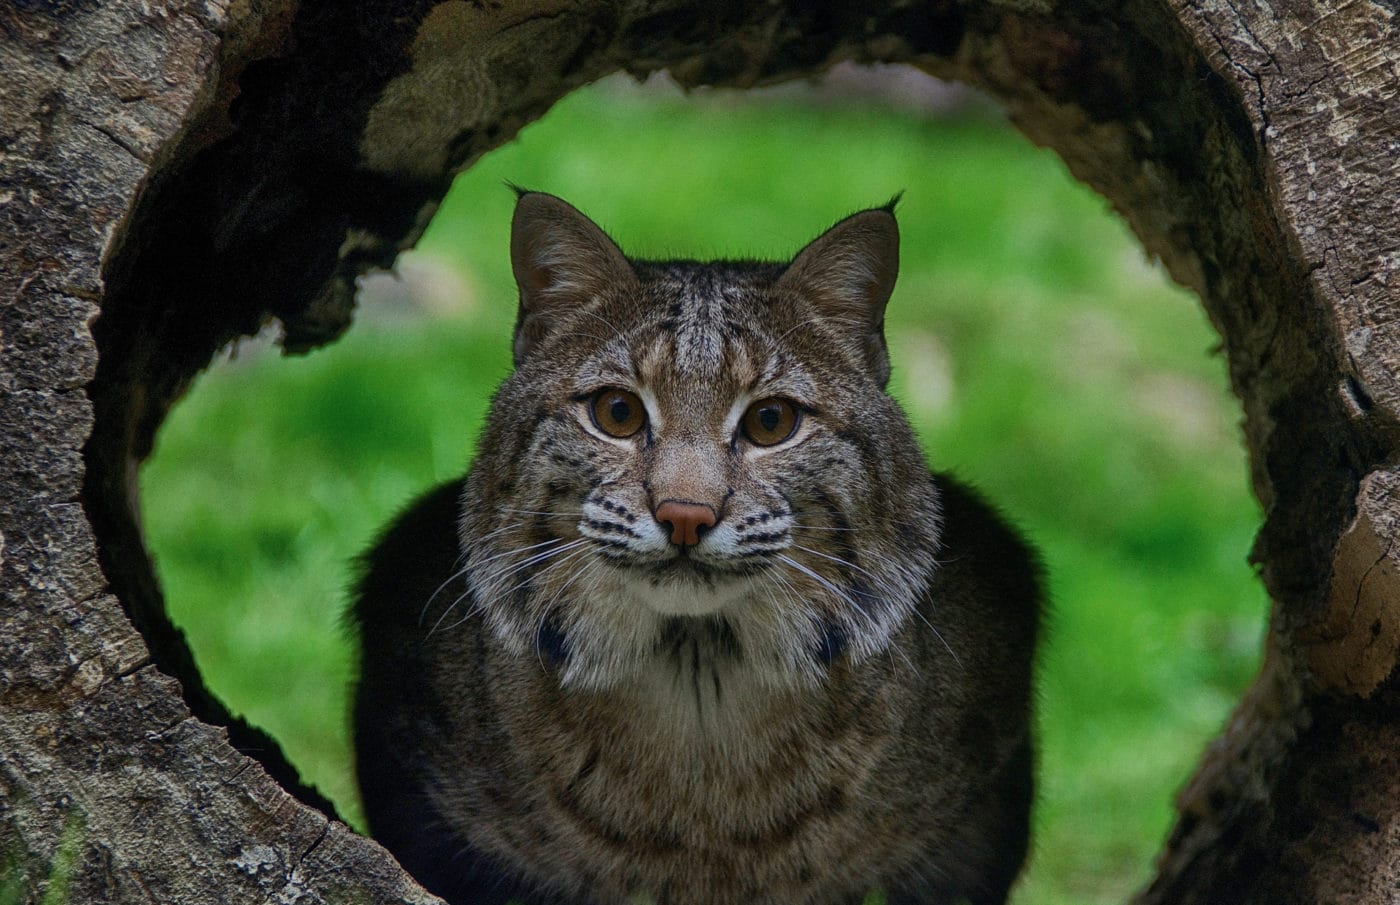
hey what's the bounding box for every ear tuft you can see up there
[509,192,635,363]
[775,206,900,385]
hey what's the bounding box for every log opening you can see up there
[3,0,1390,901]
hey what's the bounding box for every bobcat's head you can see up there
[453,193,941,691]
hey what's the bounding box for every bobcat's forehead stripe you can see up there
[659,270,749,378]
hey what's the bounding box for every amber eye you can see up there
[742,398,800,447]
[589,388,647,438]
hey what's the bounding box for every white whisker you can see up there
[488,539,587,587]
[477,535,572,568]
[418,551,472,627]
[513,539,592,580]
[475,521,527,542]
[908,605,962,668]
[777,554,860,612]
[790,543,884,582]
[533,556,607,672]
[808,543,957,667]
[428,539,586,636]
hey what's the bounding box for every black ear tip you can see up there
[511,193,576,236]
[509,188,578,220]
[511,191,585,223]
[879,192,904,215]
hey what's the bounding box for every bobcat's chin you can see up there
[589,548,758,617]
[633,564,759,617]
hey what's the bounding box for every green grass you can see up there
[141,76,1265,904]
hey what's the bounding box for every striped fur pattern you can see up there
[352,194,1042,905]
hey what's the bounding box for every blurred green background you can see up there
[140,71,1265,904]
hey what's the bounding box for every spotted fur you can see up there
[352,193,1042,905]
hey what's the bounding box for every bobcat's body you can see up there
[352,194,1041,905]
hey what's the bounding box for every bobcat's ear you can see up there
[510,191,636,363]
[776,206,899,386]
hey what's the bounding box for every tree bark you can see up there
[1,0,1395,902]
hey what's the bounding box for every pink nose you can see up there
[654,501,718,547]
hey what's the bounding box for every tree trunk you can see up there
[1,0,1395,901]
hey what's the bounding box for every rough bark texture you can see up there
[0,0,1395,902]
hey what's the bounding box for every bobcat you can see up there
[352,192,1041,905]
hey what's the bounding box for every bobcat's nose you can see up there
[654,500,718,547]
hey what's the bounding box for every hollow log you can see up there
[1,0,1395,901]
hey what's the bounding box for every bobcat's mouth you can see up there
[636,551,778,594]
[647,554,720,581]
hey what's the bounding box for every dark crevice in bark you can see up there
[80,0,456,824]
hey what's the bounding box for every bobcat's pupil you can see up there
[611,400,631,423]
[758,406,780,431]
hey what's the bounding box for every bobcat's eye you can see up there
[589,388,647,438]
[742,398,800,447]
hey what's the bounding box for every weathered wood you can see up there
[1,0,434,899]
[1,0,1395,901]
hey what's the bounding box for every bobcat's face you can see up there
[541,272,884,610]
[452,195,940,691]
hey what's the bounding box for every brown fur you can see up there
[352,194,1041,905]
